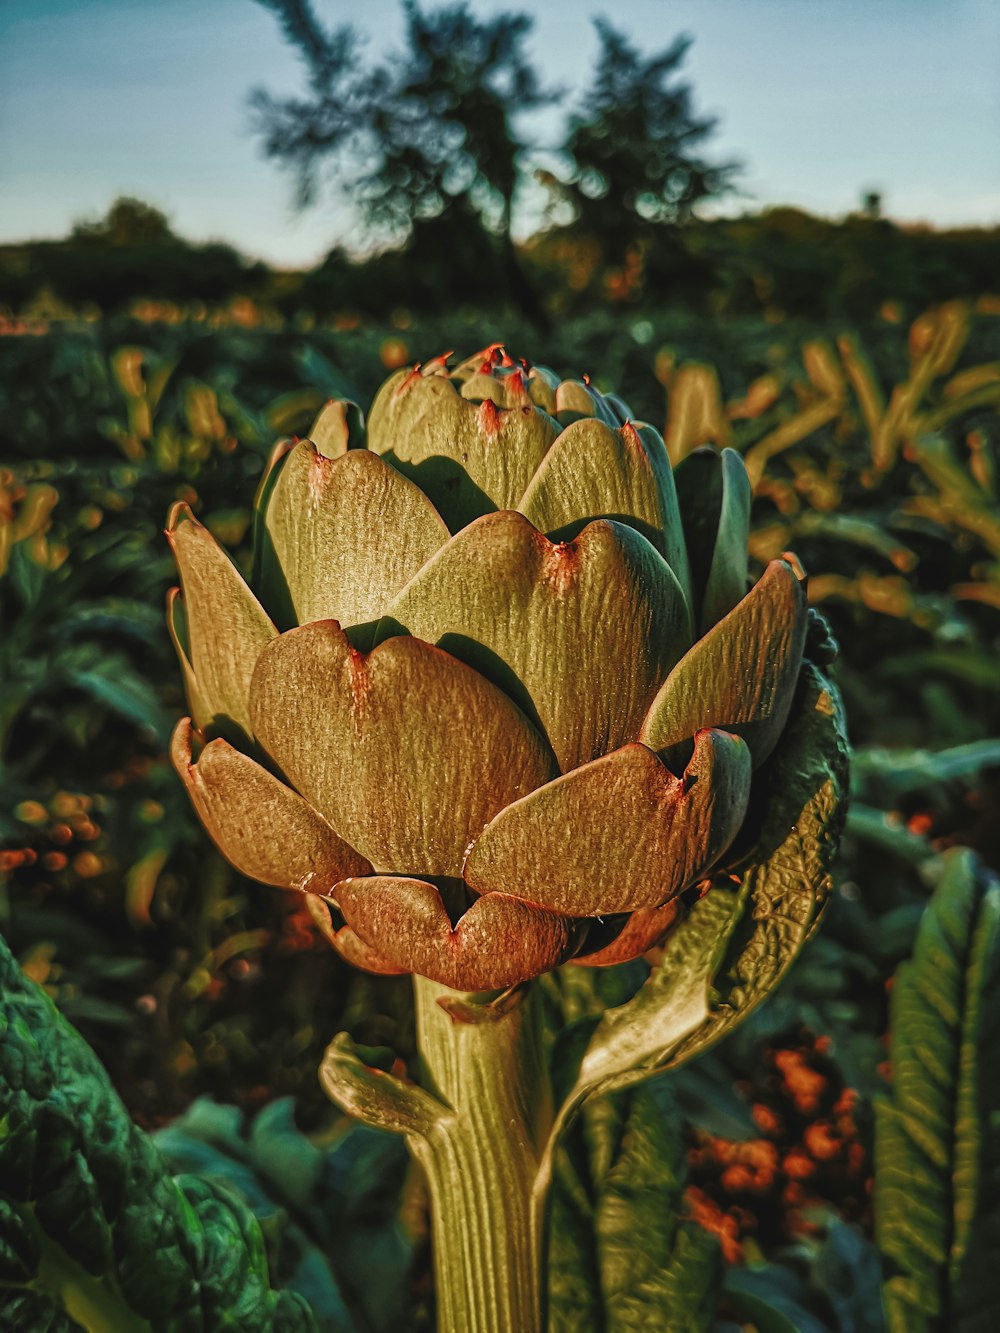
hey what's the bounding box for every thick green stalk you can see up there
[411,976,551,1333]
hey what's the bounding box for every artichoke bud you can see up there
[168,349,819,992]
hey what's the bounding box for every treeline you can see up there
[310,205,1000,321]
[0,200,272,316]
[3,195,999,325]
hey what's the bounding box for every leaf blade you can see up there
[875,848,1000,1333]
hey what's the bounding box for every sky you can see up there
[1,0,998,267]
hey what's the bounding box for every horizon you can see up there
[5,196,1000,277]
[2,0,998,266]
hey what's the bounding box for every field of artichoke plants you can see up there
[2,296,1000,1330]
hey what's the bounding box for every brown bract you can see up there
[463,732,751,914]
[334,878,585,991]
[167,348,812,989]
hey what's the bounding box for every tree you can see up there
[554,21,738,294]
[250,0,554,320]
[17,197,268,312]
[71,197,175,247]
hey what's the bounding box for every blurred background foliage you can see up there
[2,1,999,1327]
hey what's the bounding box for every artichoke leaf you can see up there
[165,587,212,732]
[249,436,296,592]
[526,365,559,411]
[570,899,685,968]
[545,660,848,1148]
[303,895,408,975]
[674,446,752,633]
[379,510,691,774]
[517,416,692,606]
[170,718,371,892]
[661,659,849,1069]
[565,884,746,1108]
[448,346,503,383]
[166,502,276,739]
[307,397,363,458]
[554,379,621,428]
[257,441,449,635]
[459,367,535,409]
[334,876,584,991]
[367,366,558,531]
[464,730,752,915]
[250,620,558,877]
[640,556,808,768]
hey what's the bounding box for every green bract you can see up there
[168,347,811,990]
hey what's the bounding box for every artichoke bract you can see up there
[168,347,809,991]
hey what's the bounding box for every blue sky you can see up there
[1,0,998,266]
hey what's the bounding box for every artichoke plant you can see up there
[167,346,846,1332]
[169,346,807,987]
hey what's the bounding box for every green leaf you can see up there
[293,346,365,406]
[877,649,1000,693]
[60,598,164,644]
[547,1079,720,1332]
[671,1059,758,1140]
[787,510,918,569]
[0,1196,41,1286]
[66,665,172,743]
[640,558,809,769]
[874,847,1000,1333]
[0,931,317,1333]
[6,541,48,608]
[264,388,327,438]
[845,803,935,865]
[808,1221,885,1333]
[723,1265,828,1333]
[0,1287,87,1332]
[852,738,1000,799]
[673,447,751,634]
[155,1097,414,1333]
[246,1098,325,1211]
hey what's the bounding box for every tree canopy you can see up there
[558,24,738,255]
[251,2,554,243]
[250,2,735,317]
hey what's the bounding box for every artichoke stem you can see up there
[412,975,550,1333]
